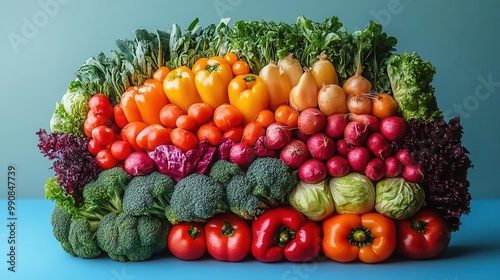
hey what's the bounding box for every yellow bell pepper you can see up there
[228,74,269,125]
[194,57,233,109]
[163,66,203,113]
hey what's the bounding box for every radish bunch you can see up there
[277,109,424,184]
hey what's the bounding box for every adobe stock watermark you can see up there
[370,0,409,27]
[7,0,71,54]
[213,0,243,19]
[442,73,499,120]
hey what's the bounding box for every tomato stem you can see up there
[274,225,296,248]
[348,226,374,247]
[188,225,200,239]
[221,221,235,237]
[410,219,428,233]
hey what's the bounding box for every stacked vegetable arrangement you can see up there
[37,16,472,263]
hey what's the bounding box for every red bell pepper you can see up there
[204,213,252,262]
[251,207,321,263]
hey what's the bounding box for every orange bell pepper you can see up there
[135,79,169,125]
[194,57,233,109]
[120,86,142,123]
[163,66,202,113]
[322,212,396,263]
[228,74,269,125]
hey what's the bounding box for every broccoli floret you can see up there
[209,159,244,186]
[96,212,170,262]
[165,173,228,224]
[69,218,102,259]
[51,206,102,259]
[245,157,298,206]
[82,167,132,213]
[225,173,269,220]
[51,206,76,256]
[122,171,175,217]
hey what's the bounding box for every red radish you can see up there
[124,151,156,176]
[343,121,369,146]
[297,108,326,135]
[326,155,350,177]
[395,149,416,166]
[298,158,328,184]
[365,158,386,181]
[265,122,292,150]
[229,142,256,168]
[347,147,372,173]
[380,116,408,142]
[336,139,350,158]
[307,133,335,161]
[324,114,349,139]
[292,128,310,143]
[384,156,403,178]
[280,139,309,169]
[366,132,393,159]
[402,164,425,183]
[348,113,380,133]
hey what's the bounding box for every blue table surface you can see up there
[0,199,498,280]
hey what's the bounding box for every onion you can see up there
[311,51,338,86]
[277,53,303,87]
[371,93,399,120]
[317,84,348,116]
[306,133,335,161]
[124,152,156,176]
[298,158,328,184]
[347,94,372,115]
[342,48,372,96]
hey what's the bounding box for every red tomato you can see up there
[87,138,105,156]
[91,126,116,146]
[95,149,117,170]
[113,104,129,128]
[170,128,198,152]
[167,222,206,261]
[110,140,132,161]
[396,209,451,259]
[213,103,243,131]
[204,213,252,262]
[135,124,172,151]
[84,113,112,138]
[89,94,114,120]
[120,121,148,152]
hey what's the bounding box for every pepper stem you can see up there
[348,226,374,247]
[221,221,235,237]
[205,64,220,73]
[243,75,257,83]
[274,225,296,248]
[410,219,428,233]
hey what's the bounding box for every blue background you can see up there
[0,0,499,200]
